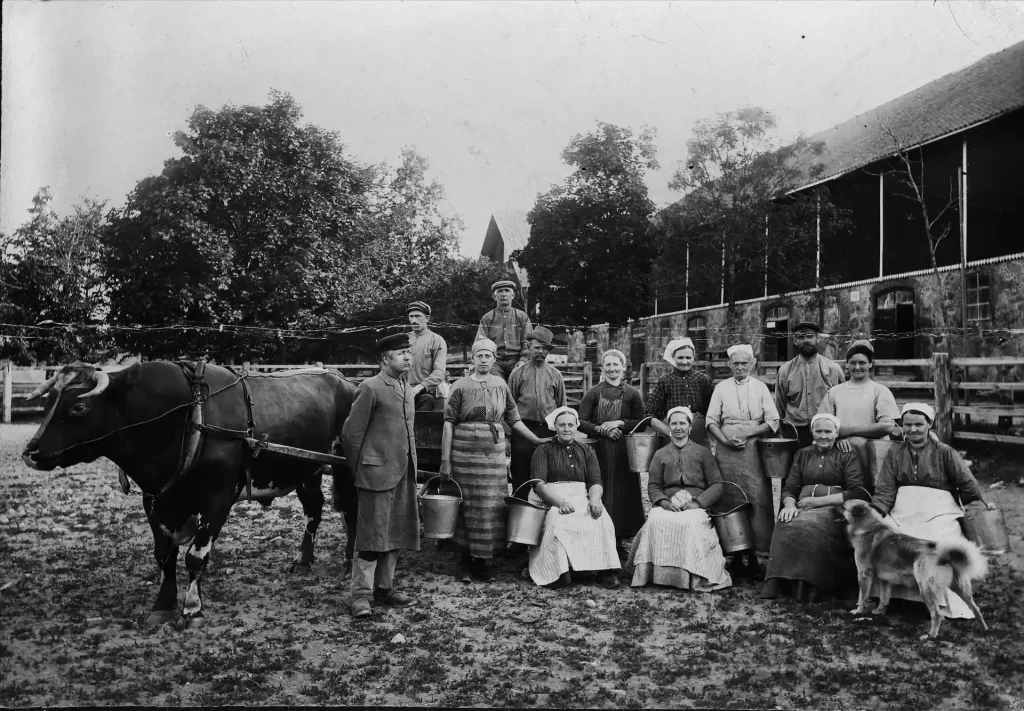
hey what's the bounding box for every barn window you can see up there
[687,316,708,357]
[874,288,916,359]
[762,305,790,362]
[966,273,991,324]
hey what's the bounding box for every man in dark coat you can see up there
[342,333,421,618]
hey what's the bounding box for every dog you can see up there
[841,499,989,640]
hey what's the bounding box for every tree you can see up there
[515,122,660,326]
[102,91,372,361]
[0,189,110,364]
[656,107,848,314]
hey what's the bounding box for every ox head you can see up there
[21,361,137,471]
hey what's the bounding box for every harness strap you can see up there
[156,360,209,498]
[225,365,257,502]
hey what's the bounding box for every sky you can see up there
[2,1,1023,257]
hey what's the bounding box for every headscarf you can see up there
[726,344,754,359]
[662,338,695,365]
[472,338,497,356]
[810,413,841,431]
[666,406,693,425]
[901,402,935,423]
[845,339,875,362]
[544,405,579,431]
[602,349,627,367]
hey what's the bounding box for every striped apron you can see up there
[527,482,621,586]
[627,493,732,591]
[451,421,508,558]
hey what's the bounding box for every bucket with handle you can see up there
[708,481,755,554]
[961,498,1011,554]
[757,420,801,480]
[625,417,658,473]
[418,476,462,540]
[504,479,550,546]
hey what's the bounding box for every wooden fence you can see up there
[638,354,1024,446]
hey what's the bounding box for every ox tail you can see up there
[936,539,989,581]
[331,465,357,515]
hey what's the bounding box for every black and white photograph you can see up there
[2,1,1023,708]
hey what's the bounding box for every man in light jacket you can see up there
[407,300,447,411]
[774,321,846,448]
[341,333,420,618]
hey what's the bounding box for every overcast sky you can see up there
[3,1,1023,256]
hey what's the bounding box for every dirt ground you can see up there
[1,422,1022,709]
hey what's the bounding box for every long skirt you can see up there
[871,486,975,619]
[765,504,854,591]
[712,422,775,557]
[592,437,646,541]
[354,459,421,553]
[527,482,621,586]
[627,507,732,590]
[451,422,508,559]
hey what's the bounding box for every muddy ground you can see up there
[1,422,1022,709]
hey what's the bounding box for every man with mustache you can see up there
[476,279,533,381]
[773,321,845,448]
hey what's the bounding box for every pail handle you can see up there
[889,423,904,441]
[626,415,651,436]
[708,480,751,517]
[511,478,546,500]
[419,476,462,502]
[780,420,800,440]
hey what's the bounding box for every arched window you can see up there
[966,273,991,324]
[687,316,708,357]
[874,288,915,359]
[762,305,790,362]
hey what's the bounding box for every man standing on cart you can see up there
[407,300,447,411]
[477,279,533,381]
[342,333,420,618]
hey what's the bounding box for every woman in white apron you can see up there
[705,344,781,570]
[527,406,622,589]
[872,402,996,619]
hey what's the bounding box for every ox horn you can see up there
[23,373,60,402]
[78,369,110,399]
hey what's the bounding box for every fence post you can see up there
[242,361,250,373]
[932,352,952,444]
[639,363,649,401]
[582,362,592,393]
[2,362,12,424]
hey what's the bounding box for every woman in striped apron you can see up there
[627,407,732,592]
[527,406,622,589]
[440,338,547,583]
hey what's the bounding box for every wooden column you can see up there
[932,352,953,444]
[2,362,12,424]
[582,361,593,393]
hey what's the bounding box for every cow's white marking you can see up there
[189,540,213,561]
[184,579,201,616]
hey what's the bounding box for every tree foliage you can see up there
[102,91,373,360]
[515,122,659,326]
[655,107,849,310]
[0,189,110,364]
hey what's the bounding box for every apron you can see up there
[711,421,774,557]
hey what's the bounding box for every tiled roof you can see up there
[792,40,1024,190]
[491,209,531,253]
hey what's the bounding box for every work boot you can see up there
[598,570,621,590]
[456,553,473,584]
[374,588,414,608]
[471,557,496,583]
[759,578,780,599]
[350,597,372,618]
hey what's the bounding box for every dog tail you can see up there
[936,539,989,581]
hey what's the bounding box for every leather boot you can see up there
[759,578,780,599]
[350,557,376,618]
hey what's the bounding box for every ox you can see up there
[21,361,358,627]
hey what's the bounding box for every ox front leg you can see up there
[289,473,325,575]
[143,497,180,628]
[181,500,232,629]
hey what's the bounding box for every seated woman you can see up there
[817,340,901,487]
[873,402,996,619]
[760,413,867,602]
[627,407,732,592]
[527,406,622,589]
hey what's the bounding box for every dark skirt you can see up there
[592,437,646,540]
[765,507,854,591]
[511,422,547,495]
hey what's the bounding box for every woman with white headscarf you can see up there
[627,406,732,591]
[761,413,867,601]
[646,337,713,446]
[870,402,994,619]
[578,348,646,555]
[440,338,548,583]
[705,343,781,570]
[527,406,622,589]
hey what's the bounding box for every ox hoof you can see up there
[183,615,206,630]
[288,561,312,576]
[143,610,178,628]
